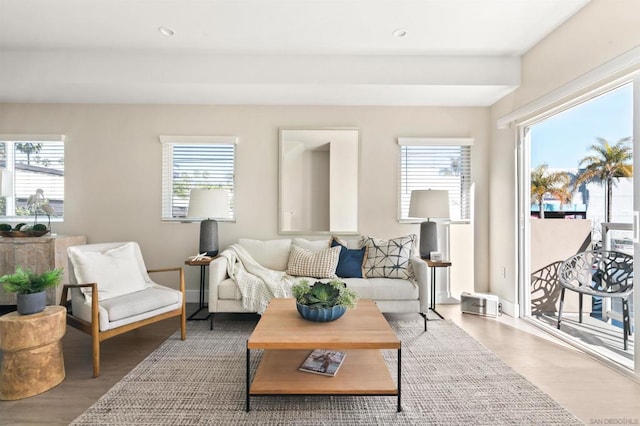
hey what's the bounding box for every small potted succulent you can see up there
[0,266,63,314]
[292,279,358,322]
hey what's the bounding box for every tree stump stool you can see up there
[0,305,66,400]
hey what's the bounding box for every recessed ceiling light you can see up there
[392,28,407,38]
[158,26,175,37]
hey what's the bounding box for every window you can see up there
[398,138,472,222]
[0,135,65,220]
[160,136,237,220]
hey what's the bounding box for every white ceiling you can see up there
[0,0,591,106]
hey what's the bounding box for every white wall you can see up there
[489,0,640,306]
[0,104,489,294]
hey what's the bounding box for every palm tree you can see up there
[15,142,42,165]
[574,137,632,223]
[531,164,571,219]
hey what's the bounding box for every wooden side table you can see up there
[184,257,216,321]
[0,305,66,400]
[424,259,452,319]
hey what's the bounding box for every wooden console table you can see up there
[0,235,86,305]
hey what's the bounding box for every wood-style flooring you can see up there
[1,304,639,425]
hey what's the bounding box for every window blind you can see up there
[399,141,472,222]
[0,138,65,218]
[160,136,236,220]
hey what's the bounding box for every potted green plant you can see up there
[0,266,63,315]
[292,279,358,322]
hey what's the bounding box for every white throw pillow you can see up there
[68,242,150,300]
[292,238,330,253]
[286,245,341,279]
[238,238,292,271]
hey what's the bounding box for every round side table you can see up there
[0,305,66,400]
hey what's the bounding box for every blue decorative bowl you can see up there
[296,302,347,322]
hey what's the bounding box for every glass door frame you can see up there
[516,76,639,378]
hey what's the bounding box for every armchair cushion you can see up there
[100,286,182,322]
[68,242,150,300]
[70,284,183,332]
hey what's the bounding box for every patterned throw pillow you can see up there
[330,236,367,278]
[361,235,417,279]
[286,245,341,278]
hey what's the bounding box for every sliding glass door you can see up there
[518,78,637,374]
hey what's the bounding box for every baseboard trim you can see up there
[186,289,208,304]
[498,298,519,318]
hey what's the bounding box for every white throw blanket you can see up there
[221,244,296,314]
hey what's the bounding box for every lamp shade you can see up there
[408,190,450,220]
[187,188,230,219]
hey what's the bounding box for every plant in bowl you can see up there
[0,266,63,315]
[292,279,357,322]
[0,222,50,237]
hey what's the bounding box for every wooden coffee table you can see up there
[246,298,401,412]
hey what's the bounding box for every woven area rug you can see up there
[71,318,582,425]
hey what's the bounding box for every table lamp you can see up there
[408,189,450,259]
[188,188,230,256]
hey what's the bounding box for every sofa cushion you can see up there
[68,242,150,300]
[361,235,416,279]
[330,237,367,278]
[341,278,418,300]
[286,245,341,278]
[238,238,291,271]
[292,237,330,253]
[216,275,418,303]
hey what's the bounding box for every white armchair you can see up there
[60,242,186,377]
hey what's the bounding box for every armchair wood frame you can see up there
[59,266,186,378]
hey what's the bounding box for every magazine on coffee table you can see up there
[299,349,346,377]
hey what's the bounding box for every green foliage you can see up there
[0,223,11,231]
[530,164,571,218]
[574,136,632,222]
[15,206,31,216]
[292,279,358,309]
[0,266,63,294]
[15,142,42,165]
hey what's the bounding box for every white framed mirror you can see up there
[279,128,359,234]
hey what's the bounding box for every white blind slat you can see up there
[400,143,471,222]
[0,140,65,218]
[161,139,236,220]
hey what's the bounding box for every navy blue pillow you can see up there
[330,238,366,278]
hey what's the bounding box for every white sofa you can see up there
[208,237,431,329]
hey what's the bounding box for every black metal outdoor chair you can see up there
[557,249,633,350]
